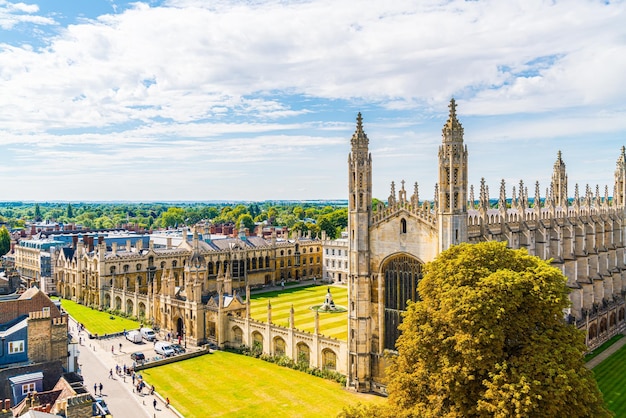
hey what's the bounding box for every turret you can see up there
[347,112,373,392]
[551,151,568,208]
[437,98,468,252]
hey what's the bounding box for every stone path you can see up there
[585,334,626,369]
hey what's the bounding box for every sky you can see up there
[0,0,625,202]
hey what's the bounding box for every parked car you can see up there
[154,341,175,357]
[126,330,142,343]
[130,352,145,363]
[170,343,186,354]
[92,397,109,417]
[140,327,156,341]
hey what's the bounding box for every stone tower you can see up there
[437,98,468,252]
[614,146,626,207]
[551,150,568,207]
[347,112,373,392]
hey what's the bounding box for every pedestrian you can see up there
[99,383,103,395]
[150,385,155,395]
[111,345,114,354]
[281,279,285,289]
[119,342,122,352]
[93,383,97,394]
[166,397,170,408]
[153,398,157,409]
[109,369,112,379]
[132,373,135,385]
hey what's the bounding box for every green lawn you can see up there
[594,343,626,416]
[141,351,383,418]
[585,334,624,362]
[56,298,141,335]
[249,284,348,340]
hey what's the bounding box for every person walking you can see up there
[109,369,113,379]
[153,398,157,409]
[99,383,103,395]
[93,383,97,394]
[166,397,170,408]
[119,342,122,352]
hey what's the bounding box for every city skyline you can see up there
[0,0,625,202]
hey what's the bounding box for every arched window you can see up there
[322,349,336,371]
[274,337,286,356]
[382,254,423,350]
[401,218,407,234]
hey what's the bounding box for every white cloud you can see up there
[0,0,625,200]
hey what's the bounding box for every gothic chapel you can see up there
[347,99,626,393]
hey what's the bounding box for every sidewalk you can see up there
[585,334,626,369]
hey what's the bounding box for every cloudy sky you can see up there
[0,0,625,202]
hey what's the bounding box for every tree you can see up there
[34,203,42,221]
[236,214,255,232]
[160,207,185,228]
[358,241,611,418]
[66,203,73,219]
[0,226,10,256]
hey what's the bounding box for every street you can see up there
[69,318,181,418]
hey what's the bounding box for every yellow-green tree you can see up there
[348,241,611,418]
[0,226,10,256]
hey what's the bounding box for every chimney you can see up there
[72,235,78,249]
[4,399,10,410]
[112,242,117,255]
[126,240,131,252]
[98,236,104,245]
[166,237,172,249]
[88,236,94,252]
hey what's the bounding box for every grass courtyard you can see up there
[248,284,348,341]
[55,297,141,335]
[141,350,383,418]
[594,343,626,417]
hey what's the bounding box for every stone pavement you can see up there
[585,333,626,369]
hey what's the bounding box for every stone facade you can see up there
[54,230,322,346]
[347,99,626,393]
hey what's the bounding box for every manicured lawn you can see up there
[249,284,348,340]
[141,351,384,418]
[56,298,141,335]
[594,343,626,416]
[585,334,624,362]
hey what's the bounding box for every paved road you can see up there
[70,318,180,418]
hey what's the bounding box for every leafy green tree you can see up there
[34,204,42,221]
[160,207,185,228]
[66,203,73,218]
[0,226,10,256]
[317,215,338,239]
[361,242,611,418]
[236,214,255,232]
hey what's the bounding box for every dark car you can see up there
[130,352,145,362]
[170,343,186,354]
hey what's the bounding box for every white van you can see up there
[154,341,175,357]
[126,330,142,343]
[140,327,156,342]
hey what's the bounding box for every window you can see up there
[401,218,407,234]
[325,249,329,255]
[22,383,35,395]
[332,249,335,256]
[43,307,50,315]
[136,263,142,271]
[9,340,25,354]
[123,264,129,273]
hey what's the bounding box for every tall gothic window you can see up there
[383,255,422,350]
[400,218,407,234]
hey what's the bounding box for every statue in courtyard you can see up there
[319,287,336,311]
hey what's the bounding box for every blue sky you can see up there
[0,0,625,202]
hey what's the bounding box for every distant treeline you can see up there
[0,201,349,239]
